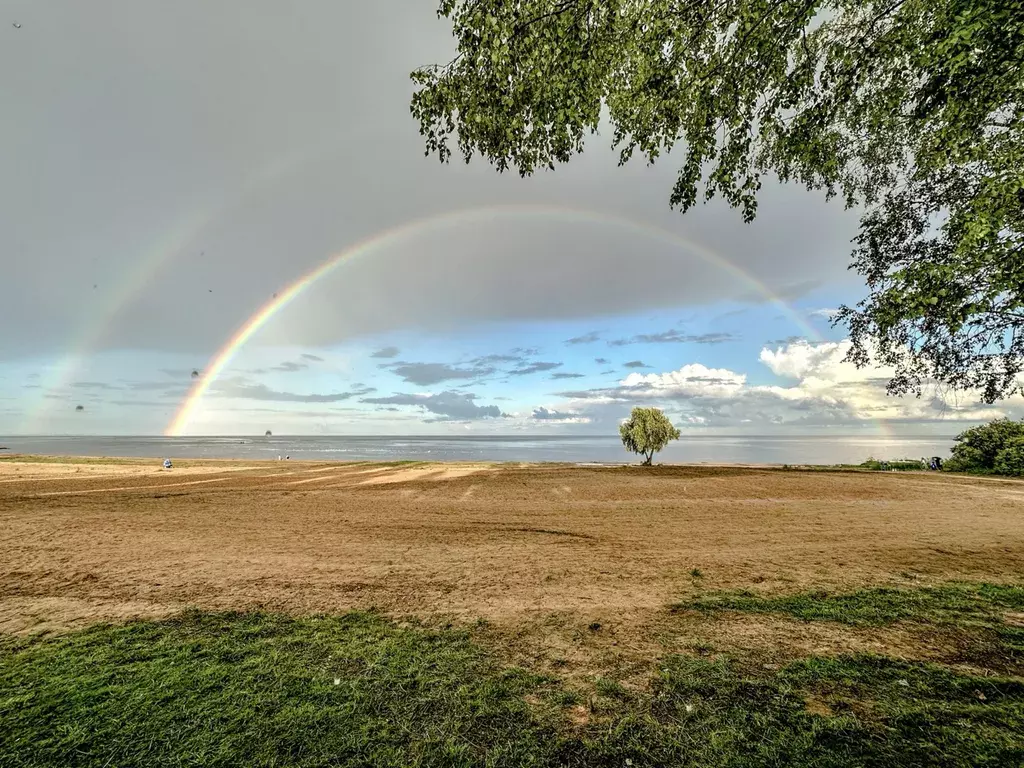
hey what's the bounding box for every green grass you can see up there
[774,459,938,473]
[635,653,1024,767]
[679,582,1024,680]
[3,602,1024,766]
[0,610,556,767]
[0,454,152,465]
[680,582,1024,627]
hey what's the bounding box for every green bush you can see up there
[946,419,1024,474]
[995,437,1024,477]
[944,445,987,473]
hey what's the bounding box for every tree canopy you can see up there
[944,417,1024,474]
[411,1,1024,401]
[619,406,680,464]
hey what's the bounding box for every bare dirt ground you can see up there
[2,457,1022,676]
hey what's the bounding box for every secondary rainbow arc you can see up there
[165,204,851,437]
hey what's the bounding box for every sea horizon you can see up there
[0,433,961,465]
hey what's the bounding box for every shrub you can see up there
[859,458,926,471]
[944,445,987,473]
[995,438,1024,477]
[889,460,926,471]
[946,419,1024,474]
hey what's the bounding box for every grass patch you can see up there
[2,608,1024,766]
[681,582,1024,627]
[630,654,1024,766]
[0,455,152,465]
[0,610,556,767]
[678,582,1024,676]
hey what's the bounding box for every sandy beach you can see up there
[3,456,1022,641]
[4,455,1024,765]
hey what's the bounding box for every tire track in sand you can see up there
[26,476,238,497]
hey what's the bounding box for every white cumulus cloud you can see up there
[554,340,1021,430]
[621,363,747,398]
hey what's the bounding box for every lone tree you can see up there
[411,1,1024,402]
[619,407,680,465]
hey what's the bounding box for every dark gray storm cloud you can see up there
[361,391,506,421]
[565,331,602,345]
[300,353,324,362]
[0,0,862,362]
[623,361,651,369]
[737,279,824,303]
[385,362,495,386]
[370,346,401,359]
[211,382,375,403]
[609,330,737,346]
[550,372,585,380]
[256,207,857,351]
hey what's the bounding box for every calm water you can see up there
[0,435,956,465]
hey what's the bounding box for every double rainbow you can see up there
[165,204,828,436]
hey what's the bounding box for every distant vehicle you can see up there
[163,458,172,469]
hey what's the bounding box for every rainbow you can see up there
[20,204,213,434]
[20,138,355,433]
[166,204,835,437]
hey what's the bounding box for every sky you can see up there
[1,0,1020,437]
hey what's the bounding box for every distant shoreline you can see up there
[0,453,737,466]
[0,434,956,467]
[0,453,921,472]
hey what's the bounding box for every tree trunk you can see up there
[643,452,653,466]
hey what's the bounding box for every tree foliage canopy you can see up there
[945,417,1024,473]
[619,406,680,464]
[411,0,1024,401]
